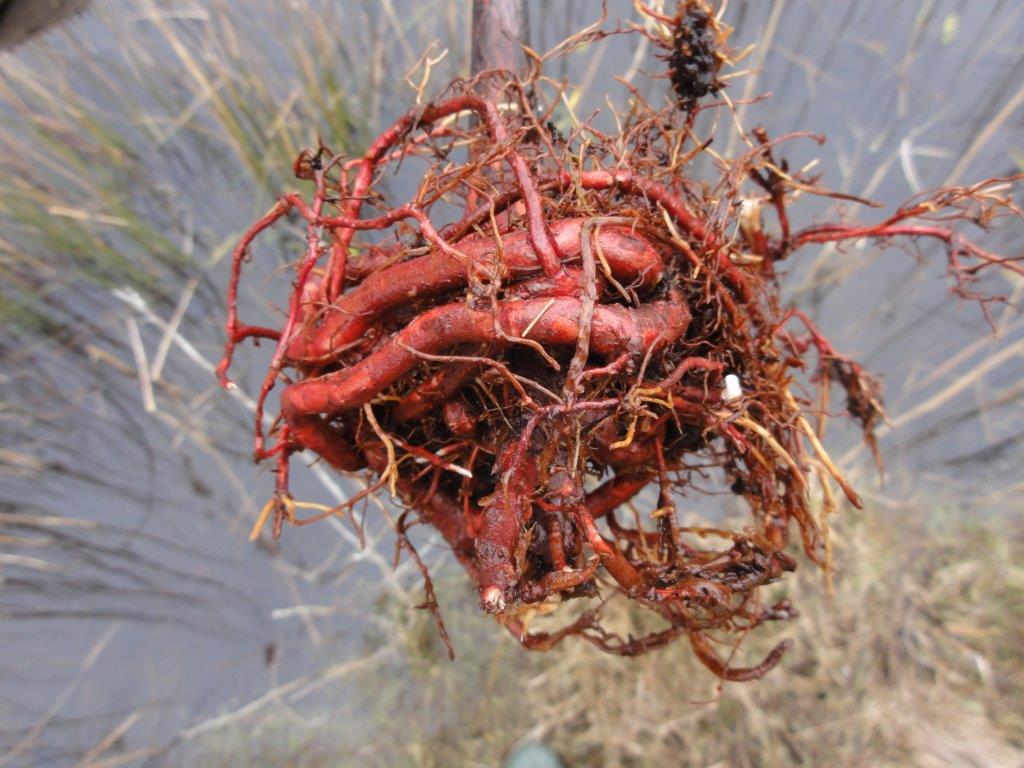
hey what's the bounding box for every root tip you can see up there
[481,586,507,613]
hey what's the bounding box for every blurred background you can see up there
[0,1,1021,766]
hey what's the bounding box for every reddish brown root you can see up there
[217,4,1021,675]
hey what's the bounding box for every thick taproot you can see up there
[286,219,664,361]
[477,443,536,611]
[281,297,689,423]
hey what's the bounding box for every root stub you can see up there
[219,3,1021,679]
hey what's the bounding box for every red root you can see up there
[218,3,1022,679]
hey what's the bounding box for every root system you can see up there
[217,2,1022,677]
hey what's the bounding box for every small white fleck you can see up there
[738,198,762,235]
[723,373,742,402]
[482,587,505,612]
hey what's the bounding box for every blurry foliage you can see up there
[190,499,1024,767]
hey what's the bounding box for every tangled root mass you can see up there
[218,2,1022,676]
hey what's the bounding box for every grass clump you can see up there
[188,495,1024,767]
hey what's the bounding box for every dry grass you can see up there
[190,491,1024,768]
